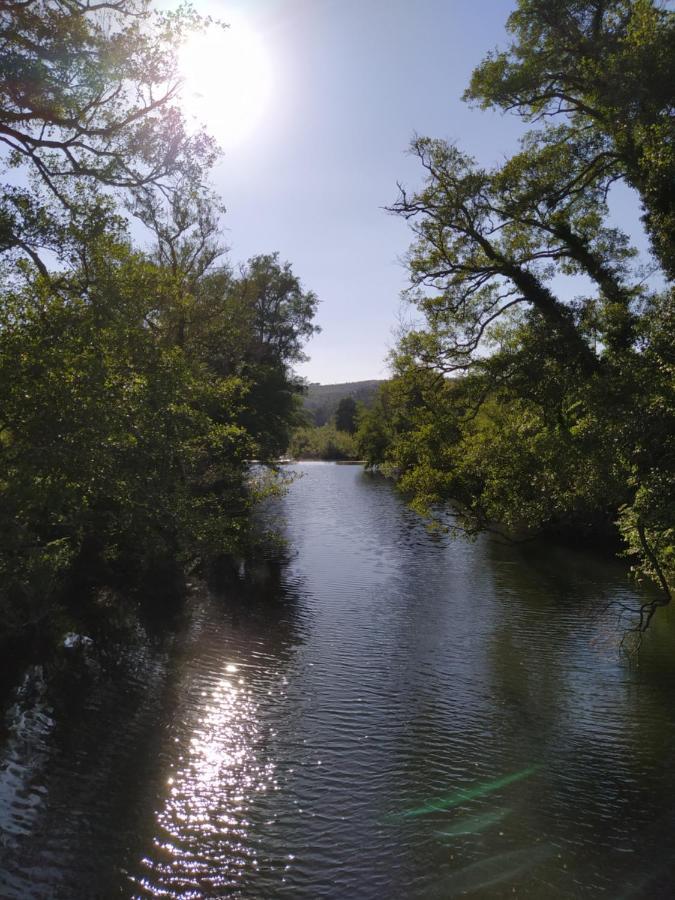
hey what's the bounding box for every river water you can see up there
[1,462,675,899]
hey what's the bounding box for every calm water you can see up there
[2,462,675,899]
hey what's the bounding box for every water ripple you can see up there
[1,463,675,898]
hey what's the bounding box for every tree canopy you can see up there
[335,397,358,434]
[0,1,319,646]
[360,0,674,632]
[0,0,217,271]
[466,0,675,275]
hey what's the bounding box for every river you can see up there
[1,462,675,898]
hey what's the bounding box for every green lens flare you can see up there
[444,844,555,894]
[436,807,511,837]
[399,765,541,819]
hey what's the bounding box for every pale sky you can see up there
[177,0,650,384]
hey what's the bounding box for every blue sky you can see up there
[184,0,649,384]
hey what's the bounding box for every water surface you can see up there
[1,462,675,898]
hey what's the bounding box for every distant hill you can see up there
[302,380,385,425]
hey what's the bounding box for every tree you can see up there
[288,423,358,461]
[465,0,675,276]
[384,0,674,617]
[233,253,321,366]
[0,0,217,270]
[391,136,628,375]
[0,236,252,631]
[206,254,320,459]
[335,397,358,433]
[0,4,322,647]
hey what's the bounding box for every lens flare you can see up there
[178,14,273,149]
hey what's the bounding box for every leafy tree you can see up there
[383,0,674,619]
[288,424,358,461]
[0,237,252,632]
[215,254,319,458]
[232,253,321,365]
[313,404,330,426]
[0,0,216,270]
[466,0,675,275]
[0,4,321,649]
[0,232,321,641]
[152,250,320,460]
[335,396,358,433]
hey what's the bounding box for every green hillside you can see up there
[302,380,385,425]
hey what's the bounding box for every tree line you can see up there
[0,1,318,648]
[288,396,361,460]
[356,0,674,630]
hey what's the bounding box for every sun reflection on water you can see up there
[132,662,278,897]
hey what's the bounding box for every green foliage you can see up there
[216,254,320,459]
[382,0,674,607]
[0,230,319,643]
[0,5,320,645]
[0,240,249,627]
[288,424,359,461]
[335,397,358,434]
[465,0,675,275]
[0,0,217,272]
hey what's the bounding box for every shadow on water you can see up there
[476,535,675,898]
[0,542,308,900]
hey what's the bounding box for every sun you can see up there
[178,14,273,150]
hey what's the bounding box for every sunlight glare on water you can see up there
[134,662,277,897]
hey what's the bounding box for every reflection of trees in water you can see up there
[483,536,572,755]
[206,545,307,658]
[481,534,675,897]
[0,541,307,899]
[350,516,675,899]
[0,620,172,899]
[5,463,675,899]
[337,511,503,892]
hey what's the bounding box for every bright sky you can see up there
[175,0,649,384]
